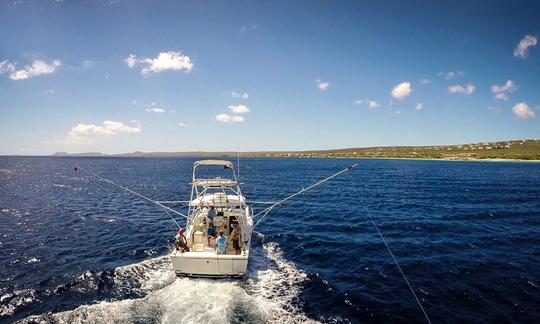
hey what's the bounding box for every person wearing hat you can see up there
[175,228,190,252]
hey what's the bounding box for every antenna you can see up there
[237,136,240,181]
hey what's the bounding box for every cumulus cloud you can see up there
[391,82,413,100]
[315,79,330,91]
[420,78,430,85]
[125,51,193,75]
[491,80,517,101]
[1,59,62,80]
[215,114,245,123]
[512,102,535,119]
[228,104,250,114]
[448,83,475,95]
[229,91,249,99]
[354,99,380,109]
[67,120,141,144]
[440,71,465,80]
[178,122,188,127]
[415,102,423,110]
[514,35,538,59]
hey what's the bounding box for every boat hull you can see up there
[170,250,249,278]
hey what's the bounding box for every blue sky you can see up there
[0,0,539,155]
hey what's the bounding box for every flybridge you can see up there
[192,179,237,187]
[192,160,238,188]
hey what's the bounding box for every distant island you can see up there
[52,139,540,161]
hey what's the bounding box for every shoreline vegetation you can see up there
[44,139,540,162]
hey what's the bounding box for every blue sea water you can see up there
[0,156,539,323]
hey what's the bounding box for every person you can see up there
[207,223,217,246]
[207,205,217,223]
[175,228,190,253]
[215,230,227,254]
[230,222,242,255]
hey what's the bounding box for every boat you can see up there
[170,159,252,278]
[75,160,357,279]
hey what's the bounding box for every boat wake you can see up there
[18,242,315,324]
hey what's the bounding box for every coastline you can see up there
[1,155,540,163]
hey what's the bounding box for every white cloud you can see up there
[491,80,517,101]
[125,51,193,75]
[514,35,538,59]
[215,114,245,123]
[241,24,257,32]
[42,89,56,95]
[146,107,166,113]
[448,83,475,95]
[354,99,380,109]
[420,78,430,85]
[228,104,250,114]
[315,79,330,91]
[67,120,141,144]
[178,122,189,127]
[5,59,61,80]
[440,71,465,80]
[0,60,16,74]
[391,82,413,100]
[512,102,535,119]
[230,91,249,99]
[125,54,137,68]
[415,102,423,110]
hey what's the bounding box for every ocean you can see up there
[0,156,539,323]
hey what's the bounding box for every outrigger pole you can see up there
[73,165,189,228]
[252,163,358,229]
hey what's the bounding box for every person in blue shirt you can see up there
[207,223,217,246]
[215,230,227,254]
[207,205,217,223]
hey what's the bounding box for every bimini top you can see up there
[194,160,233,168]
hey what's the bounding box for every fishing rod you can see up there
[252,163,358,229]
[73,165,189,228]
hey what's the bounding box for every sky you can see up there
[0,0,539,155]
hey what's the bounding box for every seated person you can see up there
[175,228,190,253]
[207,223,217,246]
[215,230,227,254]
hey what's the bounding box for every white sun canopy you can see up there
[194,160,233,168]
[190,194,245,206]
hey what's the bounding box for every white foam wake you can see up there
[20,243,318,324]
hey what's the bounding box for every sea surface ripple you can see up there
[0,157,539,323]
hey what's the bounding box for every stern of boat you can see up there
[170,250,249,278]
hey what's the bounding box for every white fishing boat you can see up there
[76,160,357,279]
[170,160,252,278]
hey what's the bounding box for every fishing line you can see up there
[74,166,187,228]
[252,164,358,229]
[367,208,432,324]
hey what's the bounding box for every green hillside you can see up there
[51,139,540,161]
[242,139,540,160]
